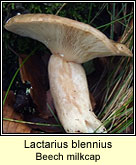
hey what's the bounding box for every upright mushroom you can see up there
[5,14,132,133]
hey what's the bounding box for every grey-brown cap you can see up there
[5,14,133,63]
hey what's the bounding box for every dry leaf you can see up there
[3,91,32,133]
[19,53,55,118]
[24,114,64,133]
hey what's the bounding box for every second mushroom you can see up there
[5,14,132,133]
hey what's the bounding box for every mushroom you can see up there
[5,14,132,133]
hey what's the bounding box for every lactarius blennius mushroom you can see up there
[5,14,133,133]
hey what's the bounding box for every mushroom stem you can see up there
[48,55,106,133]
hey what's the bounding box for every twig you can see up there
[8,45,20,57]
[55,3,67,15]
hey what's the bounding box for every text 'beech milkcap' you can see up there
[5,14,133,133]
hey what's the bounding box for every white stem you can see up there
[48,55,107,133]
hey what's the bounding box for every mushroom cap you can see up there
[5,14,132,63]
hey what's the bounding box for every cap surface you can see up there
[5,14,132,63]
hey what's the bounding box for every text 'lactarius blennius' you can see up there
[5,14,133,133]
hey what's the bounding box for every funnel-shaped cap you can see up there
[5,14,132,63]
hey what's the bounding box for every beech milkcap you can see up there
[5,14,132,133]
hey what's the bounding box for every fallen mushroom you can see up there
[5,14,133,133]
